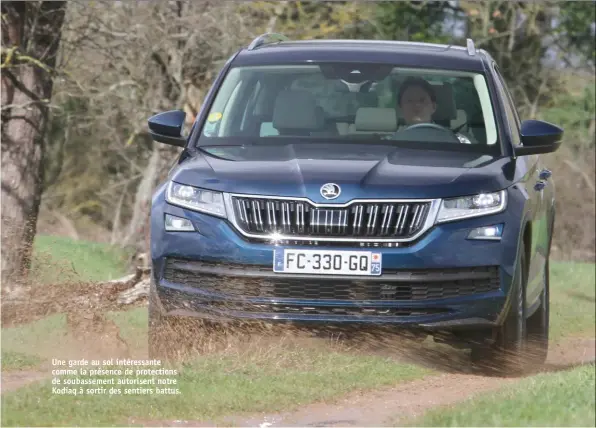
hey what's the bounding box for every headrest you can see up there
[355,107,397,132]
[431,83,457,122]
[343,92,377,115]
[272,90,320,130]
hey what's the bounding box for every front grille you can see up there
[231,197,432,239]
[163,259,501,301]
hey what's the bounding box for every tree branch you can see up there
[1,67,42,103]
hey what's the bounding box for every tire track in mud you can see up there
[128,337,595,427]
[227,337,596,428]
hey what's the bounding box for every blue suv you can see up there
[147,34,563,373]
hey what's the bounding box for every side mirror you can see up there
[514,119,563,156]
[148,110,187,147]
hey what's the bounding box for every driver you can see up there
[398,77,437,125]
[391,77,472,144]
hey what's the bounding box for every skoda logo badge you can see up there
[320,183,341,200]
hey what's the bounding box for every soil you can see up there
[125,336,595,427]
[2,276,594,426]
[1,370,51,394]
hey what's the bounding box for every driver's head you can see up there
[397,77,437,125]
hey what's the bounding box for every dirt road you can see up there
[2,331,594,426]
[126,337,595,427]
[2,277,594,426]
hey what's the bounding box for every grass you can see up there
[2,306,431,425]
[1,308,148,361]
[408,362,596,427]
[2,314,69,359]
[1,235,594,426]
[1,351,430,426]
[29,234,130,284]
[549,262,595,339]
[1,351,43,372]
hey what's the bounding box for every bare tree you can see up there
[1,1,68,294]
[44,1,264,254]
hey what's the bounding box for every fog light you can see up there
[165,214,195,232]
[467,224,503,240]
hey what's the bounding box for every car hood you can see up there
[170,144,516,202]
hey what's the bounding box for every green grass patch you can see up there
[550,262,595,339]
[1,313,69,358]
[1,308,147,362]
[30,234,130,284]
[2,351,430,427]
[107,307,148,351]
[408,362,596,427]
[1,351,43,371]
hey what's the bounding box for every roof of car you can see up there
[232,38,491,72]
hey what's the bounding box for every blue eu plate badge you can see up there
[370,252,382,275]
[274,250,285,272]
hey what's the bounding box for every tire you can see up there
[148,277,219,361]
[525,258,549,366]
[148,277,194,361]
[471,241,529,375]
[526,216,553,366]
[148,276,174,360]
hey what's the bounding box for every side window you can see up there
[493,66,521,146]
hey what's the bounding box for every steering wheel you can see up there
[403,122,465,144]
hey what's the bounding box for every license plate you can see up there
[273,249,382,276]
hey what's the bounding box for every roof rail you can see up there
[247,33,289,51]
[466,38,476,56]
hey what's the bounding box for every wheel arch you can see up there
[496,216,532,326]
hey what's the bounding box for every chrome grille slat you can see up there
[398,205,410,234]
[236,199,245,223]
[267,201,277,229]
[414,204,428,230]
[367,204,379,235]
[243,200,251,228]
[380,204,391,235]
[296,202,305,233]
[231,197,432,239]
[409,205,421,234]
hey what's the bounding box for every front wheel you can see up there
[148,277,177,360]
[148,278,198,361]
[525,216,553,367]
[525,259,549,366]
[471,242,530,375]
[148,278,225,361]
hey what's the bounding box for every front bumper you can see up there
[155,258,505,329]
[150,188,523,329]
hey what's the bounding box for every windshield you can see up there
[196,63,500,154]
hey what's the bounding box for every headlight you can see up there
[165,182,227,218]
[436,190,506,223]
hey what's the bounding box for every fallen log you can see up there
[117,277,150,305]
[1,264,152,327]
[101,266,151,303]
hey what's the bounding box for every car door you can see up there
[493,66,546,304]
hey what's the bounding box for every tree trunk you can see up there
[1,1,67,295]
